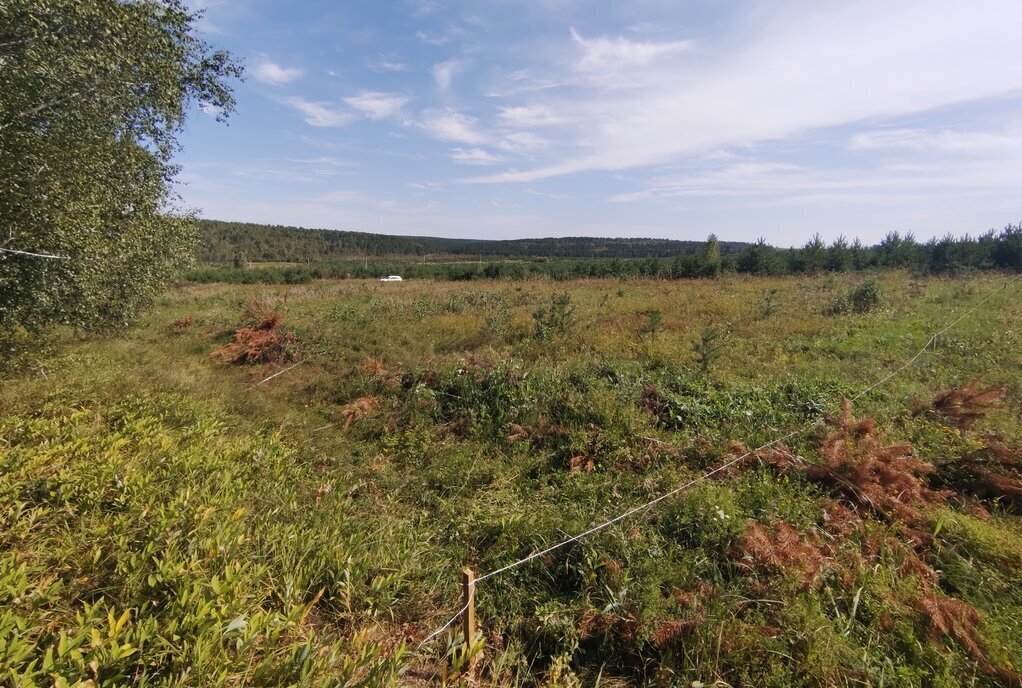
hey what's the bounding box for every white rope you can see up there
[0,247,68,259]
[251,359,306,387]
[415,273,1022,649]
[417,602,471,650]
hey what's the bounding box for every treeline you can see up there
[185,225,1022,285]
[197,219,747,262]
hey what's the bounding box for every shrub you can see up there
[533,292,575,339]
[828,277,882,315]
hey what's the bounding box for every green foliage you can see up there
[758,288,781,318]
[3,272,1022,686]
[0,394,413,686]
[0,0,242,330]
[533,291,576,339]
[639,309,662,344]
[828,277,882,315]
[692,327,724,374]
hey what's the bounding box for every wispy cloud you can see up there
[497,104,570,127]
[570,27,694,72]
[252,59,303,86]
[367,58,408,73]
[450,147,504,165]
[432,59,465,91]
[497,131,548,153]
[344,91,410,119]
[407,0,439,17]
[471,1,1022,183]
[416,26,463,46]
[608,157,1022,206]
[417,110,487,144]
[848,127,1022,155]
[280,97,354,127]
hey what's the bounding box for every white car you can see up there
[379,275,403,282]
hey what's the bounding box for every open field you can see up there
[3,271,1022,687]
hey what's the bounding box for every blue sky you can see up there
[177,0,1022,246]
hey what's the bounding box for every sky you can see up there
[177,0,1022,246]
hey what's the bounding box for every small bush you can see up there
[533,292,575,339]
[828,277,882,315]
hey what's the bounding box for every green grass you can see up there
[2,271,1022,686]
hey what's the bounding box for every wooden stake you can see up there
[462,567,476,647]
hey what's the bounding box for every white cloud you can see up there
[570,27,693,72]
[848,127,1022,155]
[450,148,504,165]
[367,58,408,73]
[344,91,410,119]
[252,59,303,86]
[417,110,487,144]
[497,104,570,127]
[608,158,1022,206]
[417,26,463,46]
[408,0,439,17]
[470,1,1022,183]
[497,131,548,153]
[432,60,464,91]
[199,103,223,118]
[280,97,354,127]
[285,156,355,168]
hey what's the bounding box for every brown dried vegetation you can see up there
[934,440,1022,512]
[757,400,946,527]
[505,415,569,447]
[341,396,380,429]
[914,378,1006,430]
[639,384,674,426]
[736,521,830,591]
[213,314,297,365]
[899,548,1022,686]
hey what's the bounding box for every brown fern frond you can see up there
[736,521,830,590]
[650,620,696,649]
[212,314,296,365]
[920,379,1006,430]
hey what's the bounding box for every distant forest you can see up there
[189,220,1022,284]
[197,219,749,261]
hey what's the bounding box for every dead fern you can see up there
[736,520,830,591]
[933,440,1022,512]
[914,378,1006,430]
[807,399,947,525]
[212,315,296,365]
